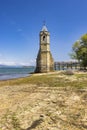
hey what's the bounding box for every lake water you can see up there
[0,67,35,80]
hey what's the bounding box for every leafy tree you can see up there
[70,34,87,69]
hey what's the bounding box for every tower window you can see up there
[43,36,45,41]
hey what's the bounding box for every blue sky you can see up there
[0,0,87,66]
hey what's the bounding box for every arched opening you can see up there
[43,36,46,41]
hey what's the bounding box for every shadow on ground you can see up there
[25,118,43,130]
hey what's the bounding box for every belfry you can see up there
[35,24,54,73]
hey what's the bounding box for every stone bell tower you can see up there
[35,24,54,73]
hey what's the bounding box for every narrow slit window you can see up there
[43,36,45,41]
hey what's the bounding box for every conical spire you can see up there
[41,21,48,31]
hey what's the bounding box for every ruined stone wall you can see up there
[35,50,54,73]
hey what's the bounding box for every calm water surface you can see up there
[0,67,35,80]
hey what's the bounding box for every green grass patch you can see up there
[0,72,87,89]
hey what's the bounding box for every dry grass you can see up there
[0,71,87,130]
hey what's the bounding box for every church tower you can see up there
[35,24,54,73]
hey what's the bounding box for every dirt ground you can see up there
[0,72,87,130]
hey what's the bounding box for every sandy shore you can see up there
[0,71,87,130]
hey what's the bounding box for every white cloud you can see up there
[0,59,36,66]
[0,52,35,66]
[0,61,17,66]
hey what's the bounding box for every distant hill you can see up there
[0,65,8,68]
[0,64,35,68]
